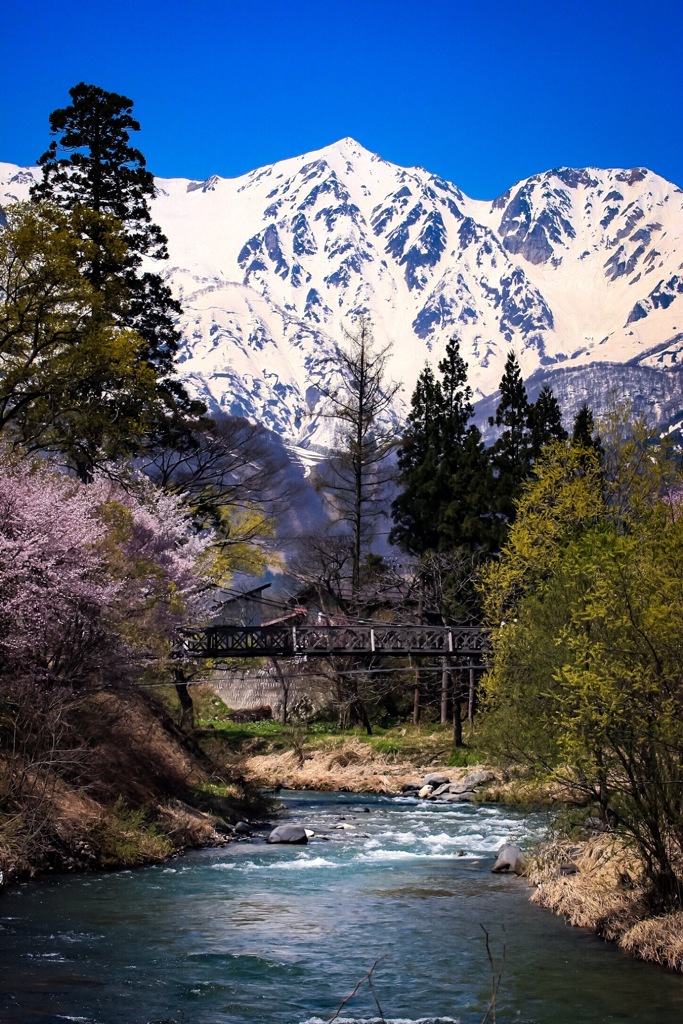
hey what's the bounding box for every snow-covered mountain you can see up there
[2,140,682,447]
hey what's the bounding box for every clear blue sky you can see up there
[1,0,681,198]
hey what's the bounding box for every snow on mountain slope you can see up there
[2,142,682,445]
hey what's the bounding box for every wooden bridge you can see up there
[177,623,488,667]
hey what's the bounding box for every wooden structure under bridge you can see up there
[176,622,488,669]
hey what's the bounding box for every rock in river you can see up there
[267,824,309,844]
[491,843,525,874]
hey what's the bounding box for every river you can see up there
[1,791,682,1024]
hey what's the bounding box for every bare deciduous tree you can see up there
[311,318,400,598]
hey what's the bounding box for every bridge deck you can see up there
[177,623,488,661]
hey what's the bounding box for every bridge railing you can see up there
[176,623,488,660]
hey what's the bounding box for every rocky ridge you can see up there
[2,143,682,449]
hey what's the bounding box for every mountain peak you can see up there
[1,147,681,448]
[307,137,381,168]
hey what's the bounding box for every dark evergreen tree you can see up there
[439,427,493,551]
[435,336,491,551]
[31,84,203,451]
[528,384,567,459]
[391,336,492,556]
[570,402,604,471]
[33,84,166,256]
[389,363,443,554]
[572,402,598,447]
[488,350,533,543]
[438,333,474,442]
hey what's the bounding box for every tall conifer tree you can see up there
[390,363,443,554]
[572,402,600,448]
[391,335,490,555]
[528,384,567,459]
[31,84,202,443]
[488,350,533,542]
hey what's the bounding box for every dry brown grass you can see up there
[483,776,560,805]
[528,835,683,972]
[0,688,232,881]
[242,738,469,794]
[155,799,222,849]
[620,913,683,971]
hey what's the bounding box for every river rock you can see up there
[417,784,434,799]
[234,821,253,834]
[461,770,496,789]
[267,824,309,844]
[401,782,421,793]
[431,782,452,797]
[447,781,472,794]
[423,772,451,787]
[439,791,476,803]
[491,843,525,874]
[559,862,579,875]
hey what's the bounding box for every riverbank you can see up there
[527,835,683,973]
[241,737,462,793]
[0,688,267,885]
[0,708,494,883]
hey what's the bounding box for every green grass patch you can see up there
[195,718,291,749]
[195,716,486,766]
[87,797,173,868]
[446,746,482,768]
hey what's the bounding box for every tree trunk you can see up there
[453,699,463,747]
[351,697,373,735]
[174,667,194,731]
[468,663,476,728]
[411,657,421,725]
[352,329,367,599]
[440,657,450,725]
[271,658,289,724]
[452,671,463,747]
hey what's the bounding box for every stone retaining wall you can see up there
[202,666,333,718]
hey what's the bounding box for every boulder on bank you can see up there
[461,770,495,789]
[431,782,452,797]
[397,769,496,800]
[423,772,451,787]
[492,843,525,875]
[439,791,475,803]
[267,824,309,844]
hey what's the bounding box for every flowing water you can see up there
[1,791,682,1024]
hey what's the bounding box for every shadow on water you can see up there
[1,791,682,1023]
